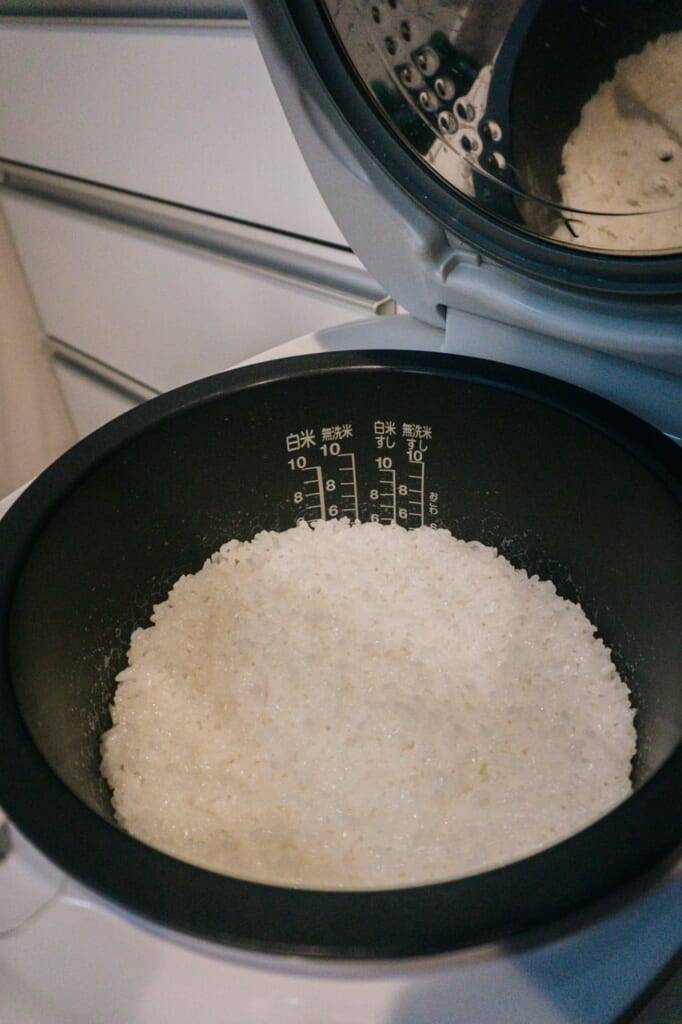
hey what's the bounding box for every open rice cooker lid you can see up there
[244,0,682,362]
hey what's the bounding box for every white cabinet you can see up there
[0,16,385,438]
[53,362,140,438]
[2,193,379,395]
[0,22,344,245]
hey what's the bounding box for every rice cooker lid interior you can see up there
[246,0,682,298]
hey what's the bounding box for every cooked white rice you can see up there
[101,519,636,888]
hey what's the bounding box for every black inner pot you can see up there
[1,350,681,959]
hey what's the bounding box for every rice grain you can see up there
[101,520,636,888]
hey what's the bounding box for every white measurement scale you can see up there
[287,433,430,526]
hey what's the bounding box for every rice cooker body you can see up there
[1,0,682,972]
[1,350,682,961]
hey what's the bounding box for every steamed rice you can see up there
[101,519,636,888]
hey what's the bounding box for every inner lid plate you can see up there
[317,0,682,258]
[245,0,682,301]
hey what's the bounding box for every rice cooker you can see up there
[1,1,682,1022]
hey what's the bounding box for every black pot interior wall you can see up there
[7,363,682,829]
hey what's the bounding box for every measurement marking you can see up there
[407,465,425,525]
[302,466,326,520]
[379,468,397,523]
[339,453,359,519]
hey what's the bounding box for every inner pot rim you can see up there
[0,349,680,960]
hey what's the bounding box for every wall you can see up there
[0,208,75,498]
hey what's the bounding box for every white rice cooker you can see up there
[1,1,681,1021]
